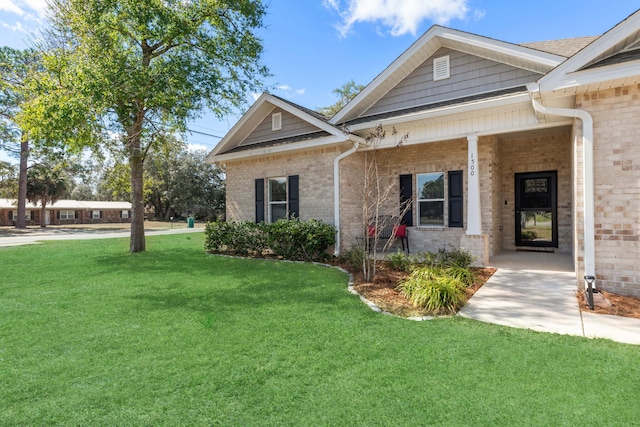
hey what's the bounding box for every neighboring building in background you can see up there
[208,10,640,297]
[0,199,132,226]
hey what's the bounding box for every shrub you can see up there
[384,250,415,272]
[414,247,475,269]
[396,267,466,314]
[204,220,267,255]
[338,246,368,271]
[265,218,336,261]
[205,218,335,262]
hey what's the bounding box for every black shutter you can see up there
[448,170,463,228]
[288,175,299,219]
[255,178,265,223]
[399,174,413,226]
[56,210,60,220]
[8,211,13,221]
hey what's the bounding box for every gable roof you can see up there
[207,93,351,162]
[520,36,598,57]
[330,25,566,125]
[538,9,640,94]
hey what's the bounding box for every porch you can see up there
[459,251,640,344]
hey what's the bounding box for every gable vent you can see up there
[433,55,450,81]
[272,112,282,131]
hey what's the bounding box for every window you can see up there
[60,210,75,220]
[121,210,129,219]
[268,177,287,222]
[12,210,32,220]
[433,55,450,81]
[256,175,299,223]
[417,172,445,227]
[92,210,101,219]
[272,112,282,131]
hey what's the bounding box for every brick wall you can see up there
[0,209,131,226]
[577,84,640,297]
[498,131,573,253]
[339,138,475,254]
[223,146,343,225]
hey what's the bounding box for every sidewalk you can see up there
[458,251,640,345]
[0,225,203,247]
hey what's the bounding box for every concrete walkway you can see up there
[459,251,640,345]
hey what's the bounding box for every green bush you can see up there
[205,218,335,262]
[264,218,336,261]
[396,267,466,313]
[384,250,415,272]
[338,246,368,271]
[204,220,267,256]
[414,247,475,269]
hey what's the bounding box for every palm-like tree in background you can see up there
[26,165,68,227]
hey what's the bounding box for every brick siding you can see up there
[576,84,640,297]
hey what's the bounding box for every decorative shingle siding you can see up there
[365,47,542,117]
[240,107,322,147]
[577,84,640,297]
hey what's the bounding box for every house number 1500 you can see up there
[470,153,475,176]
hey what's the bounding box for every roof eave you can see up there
[209,135,352,163]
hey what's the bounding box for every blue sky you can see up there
[1,1,638,155]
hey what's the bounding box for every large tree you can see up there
[0,47,40,229]
[23,0,269,252]
[26,164,68,227]
[317,79,364,118]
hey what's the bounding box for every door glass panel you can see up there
[518,211,553,244]
[522,178,551,209]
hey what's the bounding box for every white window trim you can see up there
[268,176,288,223]
[92,210,100,219]
[272,112,282,131]
[416,172,446,228]
[12,210,32,220]
[60,210,75,220]
[433,55,450,81]
[121,210,129,219]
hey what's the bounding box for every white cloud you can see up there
[0,1,25,15]
[2,21,26,33]
[187,143,209,152]
[277,84,292,91]
[326,0,471,37]
[296,88,306,95]
[0,0,48,16]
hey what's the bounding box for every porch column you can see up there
[466,134,482,235]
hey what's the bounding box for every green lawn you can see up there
[1,234,639,425]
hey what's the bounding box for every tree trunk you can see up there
[129,136,146,253]
[15,134,28,229]
[40,202,47,228]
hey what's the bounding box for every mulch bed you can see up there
[341,261,496,318]
[576,290,640,319]
[337,260,640,320]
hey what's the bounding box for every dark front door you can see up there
[515,171,558,248]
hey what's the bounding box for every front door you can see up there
[515,171,557,248]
